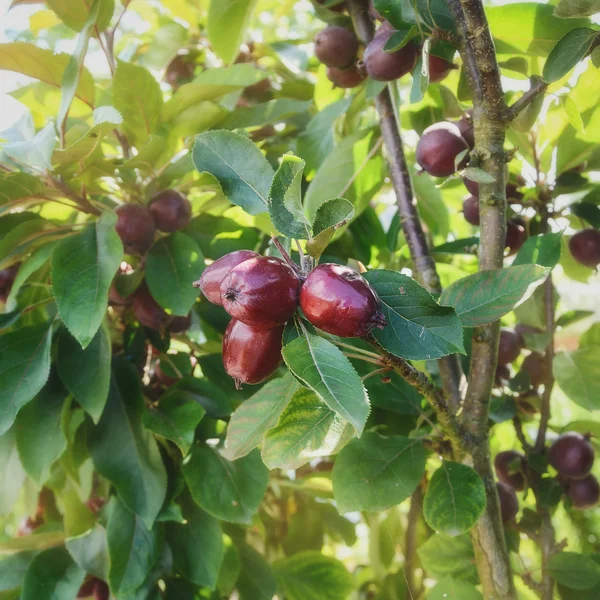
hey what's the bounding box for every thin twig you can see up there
[513,416,532,452]
[270,235,302,274]
[343,352,385,366]
[360,367,391,381]
[506,77,548,122]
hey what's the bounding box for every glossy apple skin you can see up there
[197,250,259,306]
[315,26,358,68]
[497,482,519,524]
[223,319,284,387]
[132,284,170,331]
[455,112,474,148]
[549,432,595,479]
[497,328,521,365]
[416,122,469,177]
[300,264,386,338]
[505,219,527,254]
[220,256,299,327]
[494,450,526,491]
[567,474,600,509]
[521,352,546,387]
[462,195,480,225]
[0,264,19,302]
[149,190,192,232]
[115,204,156,255]
[569,229,600,268]
[169,313,192,333]
[364,30,418,82]
[428,54,455,83]
[327,65,365,88]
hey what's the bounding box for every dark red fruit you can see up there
[462,195,480,226]
[132,284,170,331]
[548,432,595,479]
[416,122,470,177]
[149,189,192,232]
[494,450,526,491]
[498,328,521,365]
[428,54,456,83]
[515,323,542,347]
[77,578,97,598]
[220,256,300,328]
[154,360,178,387]
[463,176,479,197]
[569,229,600,268]
[169,313,192,333]
[521,352,547,387]
[326,65,365,88]
[497,482,519,524]
[93,580,109,600]
[363,30,418,82]
[495,364,511,387]
[196,250,259,306]
[464,174,523,199]
[223,319,284,387]
[506,180,525,203]
[164,54,195,89]
[567,474,600,509]
[244,77,272,101]
[0,264,19,302]
[505,219,527,254]
[300,263,386,338]
[455,111,474,149]
[315,26,358,68]
[115,204,156,255]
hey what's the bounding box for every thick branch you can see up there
[506,77,548,121]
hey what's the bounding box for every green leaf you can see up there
[0,429,26,516]
[183,446,269,524]
[52,211,123,348]
[192,130,274,215]
[273,551,354,600]
[6,241,56,304]
[113,60,162,144]
[571,202,600,227]
[221,99,311,130]
[236,543,277,600]
[306,198,355,259]
[564,95,586,133]
[364,270,465,360]
[424,462,486,536]
[106,496,162,595]
[262,389,352,470]
[544,28,599,83]
[427,577,483,600]
[556,309,595,328]
[2,122,57,171]
[282,333,370,435]
[47,0,114,32]
[554,347,600,410]
[0,552,36,593]
[66,525,109,581]
[0,322,53,436]
[268,155,310,239]
[207,0,258,64]
[0,42,95,107]
[332,432,426,513]
[417,533,476,582]
[410,55,429,104]
[145,232,204,316]
[0,531,66,555]
[554,0,600,18]
[167,500,224,589]
[143,389,206,456]
[21,548,85,600]
[440,265,549,327]
[513,233,563,268]
[88,360,167,527]
[218,536,241,595]
[462,167,496,183]
[548,552,600,590]
[15,382,66,483]
[223,374,299,461]
[57,326,111,423]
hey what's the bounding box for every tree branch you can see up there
[506,77,548,122]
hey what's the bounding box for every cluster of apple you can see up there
[196,250,386,388]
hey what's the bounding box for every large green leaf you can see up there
[262,389,353,470]
[106,496,162,595]
[0,429,26,516]
[424,462,486,536]
[21,548,85,600]
[513,232,563,268]
[554,0,600,18]
[548,552,600,590]
[56,325,111,423]
[282,333,370,435]
[439,265,549,327]
[223,374,299,461]
[268,155,311,239]
[167,500,224,589]
[47,0,114,32]
[236,543,277,600]
[2,123,57,171]
[183,446,268,524]
[427,577,483,600]
[113,60,162,144]
[0,322,53,436]
[544,28,599,83]
[306,198,355,259]
[192,130,274,215]
[332,433,426,513]
[52,211,123,348]
[15,382,67,483]
[66,525,109,581]
[417,534,476,582]
[88,360,167,527]
[554,347,600,410]
[273,551,354,600]
[143,389,206,456]
[0,42,95,106]
[364,270,465,360]
[207,0,259,64]
[221,99,311,130]
[0,551,36,592]
[145,232,204,316]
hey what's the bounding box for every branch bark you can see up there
[506,77,548,121]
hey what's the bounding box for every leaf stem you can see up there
[343,352,385,366]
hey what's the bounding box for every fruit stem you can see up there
[343,352,385,366]
[360,367,391,381]
[270,235,301,275]
[330,340,382,360]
